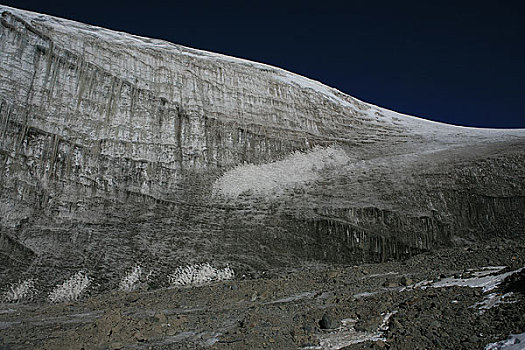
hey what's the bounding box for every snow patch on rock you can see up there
[304,312,396,350]
[430,267,522,293]
[485,332,525,350]
[472,292,516,312]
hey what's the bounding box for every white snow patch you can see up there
[2,278,37,303]
[168,263,234,287]
[430,268,522,293]
[485,332,525,350]
[0,308,16,314]
[119,265,143,292]
[378,311,396,332]
[401,267,518,293]
[473,266,508,277]
[362,271,399,279]
[48,271,91,303]
[265,292,315,305]
[305,312,396,350]
[472,292,516,311]
[353,291,378,299]
[213,146,349,197]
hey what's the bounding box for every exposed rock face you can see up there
[0,5,524,289]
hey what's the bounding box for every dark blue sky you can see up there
[3,0,525,128]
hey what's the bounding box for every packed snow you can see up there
[213,146,349,197]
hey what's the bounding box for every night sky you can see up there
[3,0,524,128]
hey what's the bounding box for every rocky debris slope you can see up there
[0,4,524,293]
[0,235,524,349]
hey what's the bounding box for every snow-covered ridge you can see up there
[2,4,523,139]
[0,5,352,106]
[0,5,344,97]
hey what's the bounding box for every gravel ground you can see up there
[0,236,524,350]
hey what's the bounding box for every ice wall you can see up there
[0,5,524,288]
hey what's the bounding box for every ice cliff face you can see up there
[0,5,524,287]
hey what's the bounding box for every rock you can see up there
[468,335,479,343]
[328,271,339,279]
[162,326,175,336]
[429,320,441,329]
[432,337,443,347]
[155,312,167,324]
[0,338,11,350]
[383,280,399,288]
[302,324,314,334]
[319,313,338,329]
[375,340,386,348]
[355,316,383,333]
[400,276,413,286]
[392,318,402,329]
[134,331,147,342]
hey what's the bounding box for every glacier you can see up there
[0,4,524,292]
